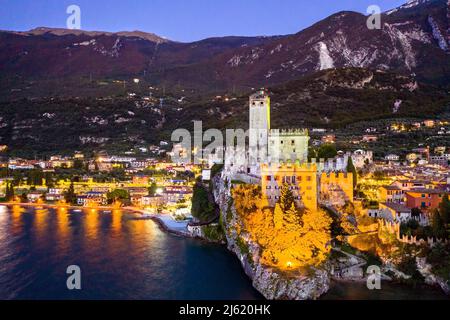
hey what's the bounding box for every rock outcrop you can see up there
[416,257,450,295]
[212,174,330,300]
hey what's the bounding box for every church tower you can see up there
[248,89,270,174]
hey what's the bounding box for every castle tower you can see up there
[248,89,270,174]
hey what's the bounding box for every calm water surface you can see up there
[0,206,261,300]
[0,206,448,300]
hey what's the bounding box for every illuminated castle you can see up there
[247,90,309,176]
[224,90,353,210]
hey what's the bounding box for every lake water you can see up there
[0,206,261,300]
[0,205,447,300]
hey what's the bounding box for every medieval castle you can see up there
[224,90,353,211]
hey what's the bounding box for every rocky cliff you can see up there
[417,257,450,295]
[212,174,330,300]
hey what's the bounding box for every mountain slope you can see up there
[0,0,449,97]
[167,68,449,132]
[2,67,447,157]
[156,0,450,90]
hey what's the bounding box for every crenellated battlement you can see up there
[379,220,448,247]
[269,128,309,136]
[320,171,353,181]
[261,161,318,172]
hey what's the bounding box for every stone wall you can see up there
[379,220,448,247]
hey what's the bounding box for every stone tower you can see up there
[248,90,271,174]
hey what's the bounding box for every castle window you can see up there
[297,176,302,182]
[280,140,284,144]
[266,176,272,181]
[292,176,296,184]
[291,140,295,145]
[306,176,312,182]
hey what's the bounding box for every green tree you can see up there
[191,183,215,222]
[148,182,158,196]
[64,181,77,205]
[73,159,84,170]
[432,209,446,238]
[5,182,14,201]
[44,172,54,188]
[438,194,450,225]
[107,189,130,204]
[20,192,28,203]
[373,170,386,180]
[317,144,337,160]
[283,203,302,227]
[346,157,357,189]
[411,207,422,218]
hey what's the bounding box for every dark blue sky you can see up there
[0,0,407,42]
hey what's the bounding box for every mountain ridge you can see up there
[0,0,449,97]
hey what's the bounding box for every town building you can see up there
[132,174,150,186]
[321,134,336,144]
[141,195,165,208]
[27,191,44,202]
[405,189,446,210]
[45,188,65,202]
[379,185,404,204]
[125,187,149,205]
[77,192,108,206]
[362,135,378,143]
[385,154,400,162]
[163,186,192,205]
[379,202,412,223]
[351,150,373,169]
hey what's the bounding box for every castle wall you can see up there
[268,129,309,164]
[261,163,318,211]
[320,172,354,206]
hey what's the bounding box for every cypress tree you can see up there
[432,209,446,239]
[5,182,14,201]
[283,203,302,227]
[346,157,357,190]
[438,194,450,225]
[279,183,295,212]
[64,181,77,205]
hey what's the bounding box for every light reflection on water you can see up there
[0,206,447,300]
[0,206,262,300]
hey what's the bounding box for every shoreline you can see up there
[0,202,193,238]
[3,202,448,299]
